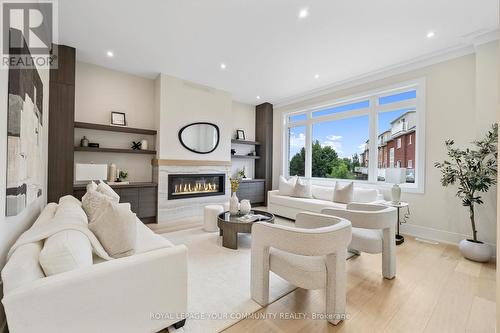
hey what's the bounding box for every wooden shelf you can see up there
[74,122,157,135]
[231,155,261,159]
[231,139,260,146]
[74,147,157,155]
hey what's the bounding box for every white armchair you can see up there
[321,203,397,279]
[251,213,352,325]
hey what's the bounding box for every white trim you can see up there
[401,223,496,255]
[273,37,498,108]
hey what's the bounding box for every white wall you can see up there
[156,74,232,161]
[231,101,256,178]
[273,41,499,246]
[74,62,156,182]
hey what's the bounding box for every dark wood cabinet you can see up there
[255,103,273,205]
[73,183,158,224]
[236,179,266,206]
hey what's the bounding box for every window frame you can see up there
[283,78,426,193]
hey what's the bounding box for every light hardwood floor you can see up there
[222,236,496,333]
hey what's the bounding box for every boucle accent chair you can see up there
[321,203,397,279]
[251,213,352,325]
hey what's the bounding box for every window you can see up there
[287,126,306,176]
[283,79,425,191]
[311,115,369,180]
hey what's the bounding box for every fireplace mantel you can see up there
[152,159,231,167]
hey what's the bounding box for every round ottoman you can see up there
[204,205,224,232]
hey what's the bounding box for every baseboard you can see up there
[400,223,497,255]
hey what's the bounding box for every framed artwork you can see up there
[6,29,44,216]
[236,129,246,140]
[111,112,127,126]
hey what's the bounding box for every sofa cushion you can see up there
[39,199,93,276]
[333,182,353,204]
[279,176,297,196]
[82,189,112,222]
[135,221,174,254]
[269,193,346,213]
[353,188,379,203]
[89,200,137,258]
[292,178,312,198]
[2,203,58,293]
[311,185,335,201]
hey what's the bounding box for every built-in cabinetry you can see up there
[73,183,158,224]
[236,179,266,206]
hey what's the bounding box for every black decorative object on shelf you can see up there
[88,143,100,148]
[236,129,245,140]
[132,141,142,150]
[231,149,236,155]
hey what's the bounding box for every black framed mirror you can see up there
[178,122,220,154]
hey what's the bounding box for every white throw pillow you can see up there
[333,182,354,204]
[292,178,312,198]
[39,199,93,276]
[89,200,137,258]
[279,176,297,196]
[82,190,110,222]
[86,181,98,192]
[311,185,335,201]
[97,181,120,202]
[353,188,378,203]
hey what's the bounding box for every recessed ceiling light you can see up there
[106,51,114,58]
[298,8,309,19]
[314,74,320,79]
[426,31,435,38]
[220,63,227,70]
[256,96,261,100]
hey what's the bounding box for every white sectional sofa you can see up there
[268,184,384,220]
[2,198,188,333]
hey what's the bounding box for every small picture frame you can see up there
[236,129,245,140]
[111,112,127,126]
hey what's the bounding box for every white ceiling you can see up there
[59,0,499,104]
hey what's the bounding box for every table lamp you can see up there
[385,168,407,204]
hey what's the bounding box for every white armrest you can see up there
[3,245,188,333]
[321,205,396,230]
[252,213,351,256]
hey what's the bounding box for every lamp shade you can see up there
[385,168,407,184]
[75,163,108,182]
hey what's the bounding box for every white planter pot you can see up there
[240,200,251,215]
[458,239,492,262]
[229,193,239,215]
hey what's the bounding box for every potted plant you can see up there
[434,124,497,262]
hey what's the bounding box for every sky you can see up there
[288,90,416,159]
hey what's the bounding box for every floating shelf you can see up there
[231,139,261,146]
[231,155,261,159]
[74,147,157,155]
[74,122,157,136]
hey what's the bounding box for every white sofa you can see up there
[2,199,188,333]
[268,184,384,220]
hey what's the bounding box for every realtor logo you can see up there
[1,1,57,68]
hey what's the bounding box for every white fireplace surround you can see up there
[156,165,231,228]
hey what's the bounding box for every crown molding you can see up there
[274,29,499,109]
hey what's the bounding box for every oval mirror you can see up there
[178,122,220,154]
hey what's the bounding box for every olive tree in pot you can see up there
[434,124,497,262]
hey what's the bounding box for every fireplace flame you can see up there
[174,182,218,195]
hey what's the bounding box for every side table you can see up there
[383,201,409,245]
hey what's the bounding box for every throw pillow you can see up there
[278,176,297,196]
[89,200,137,258]
[333,182,354,204]
[311,185,335,201]
[292,178,312,198]
[97,181,120,203]
[353,188,379,203]
[82,190,111,222]
[86,181,98,192]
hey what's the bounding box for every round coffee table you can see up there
[217,210,275,249]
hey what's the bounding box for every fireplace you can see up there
[168,173,225,200]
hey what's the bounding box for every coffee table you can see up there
[217,210,275,249]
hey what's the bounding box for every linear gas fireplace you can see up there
[168,173,226,200]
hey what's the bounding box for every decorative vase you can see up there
[81,136,89,147]
[240,200,251,215]
[459,239,492,262]
[391,184,401,203]
[108,163,117,182]
[140,139,148,150]
[229,193,239,215]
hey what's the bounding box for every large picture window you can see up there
[283,79,425,191]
